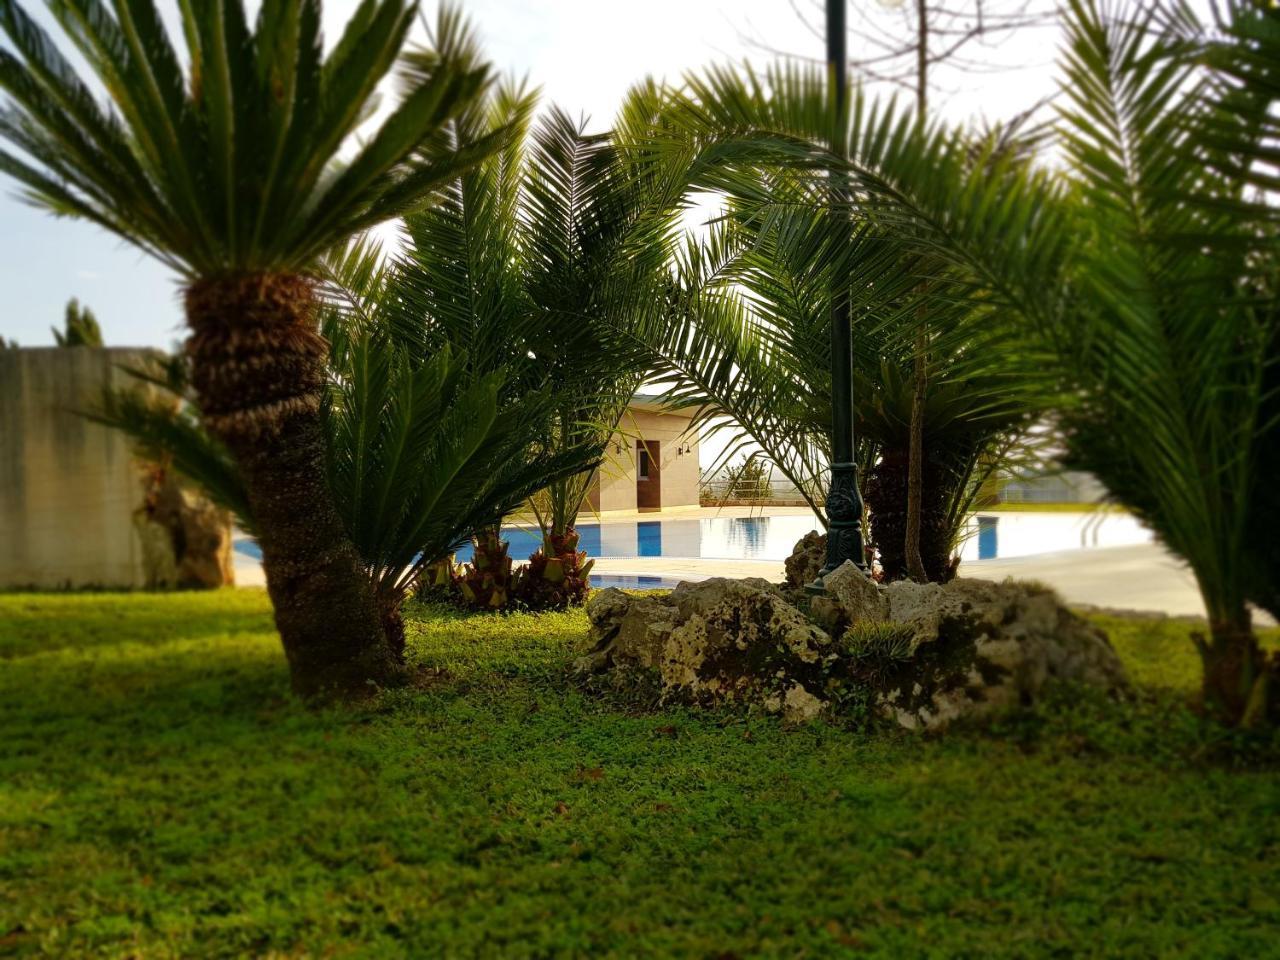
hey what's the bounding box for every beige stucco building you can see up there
[586,395,701,515]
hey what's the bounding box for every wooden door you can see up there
[636,440,661,510]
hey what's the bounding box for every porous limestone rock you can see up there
[580,572,1128,733]
[784,531,826,589]
[580,578,834,723]
[580,588,677,674]
[859,577,1128,731]
[823,560,890,622]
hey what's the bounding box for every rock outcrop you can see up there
[816,559,890,624]
[784,530,826,590]
[580,567,1128,732]
[861,570,1127,731]
[580,578,835,724]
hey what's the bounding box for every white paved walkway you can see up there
[962,544,1208,618]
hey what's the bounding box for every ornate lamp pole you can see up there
[808,0,869,592]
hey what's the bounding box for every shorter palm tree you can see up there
[367,80,680,609]
[641,162,1054,582]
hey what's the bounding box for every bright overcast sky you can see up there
[0,0,1069,349]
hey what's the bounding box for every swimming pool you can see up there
[444,511,1152,564]
[451,516,818,564]
[592,574,686,591]
[232,510,1152,585]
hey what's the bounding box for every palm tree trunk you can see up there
[904,337,929,582]
[866,446,956,582]
[184,273,399,700]
[1196,616,1268,726]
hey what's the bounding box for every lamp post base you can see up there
[807,461,869,594]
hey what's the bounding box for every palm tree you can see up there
[1196,0,1280,643]
[644,1,1276,724]
[0,0,504,698]
[1052,0,1278,724]
[515,103,675,605]
[368,80,679,608]
[637,73,1062,581]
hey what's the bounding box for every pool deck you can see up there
[230,508,1272,624]
[590,546,1194,617]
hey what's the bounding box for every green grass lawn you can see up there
[1,591,1277,958]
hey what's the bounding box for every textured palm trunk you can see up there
[864,447,957,583]
[1197,619,1269,727]
[184,273,399,699]
[904,337,929,582]
[518,527,593,610]
[456,526,515,609]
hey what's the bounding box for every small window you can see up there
[638,448,650,480]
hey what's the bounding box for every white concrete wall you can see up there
[0,347,160,588]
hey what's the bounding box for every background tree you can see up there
[726,456,774,501]
[53,297,102,346]
[752,0,1059,105]
[0,0,505,698]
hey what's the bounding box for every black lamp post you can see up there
[808,0,869,592]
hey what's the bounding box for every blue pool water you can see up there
[232,516,808,591]
[449,515,808,564]
[233,516,816,565]
[593,575,685,591]
[231,537,685,591]
[232,511,1153,588]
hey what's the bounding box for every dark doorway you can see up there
[636,439,661,510]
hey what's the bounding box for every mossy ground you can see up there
[1,590,1277,958]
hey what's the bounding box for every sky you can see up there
[0,0,1070,353]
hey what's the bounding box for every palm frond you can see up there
[0,0,500,276]
[1055,0,1271,627]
